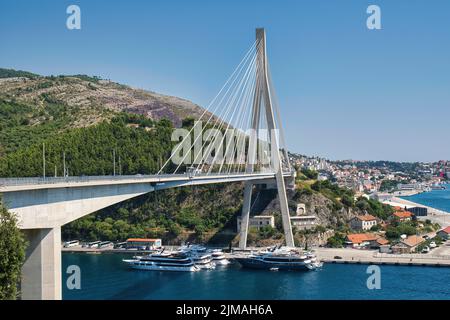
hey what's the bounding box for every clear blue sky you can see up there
[1,0,449,162]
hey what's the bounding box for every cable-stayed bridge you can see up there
[0,28,296,300]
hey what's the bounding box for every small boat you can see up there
[123,251,199,272]
[269,267,279,271]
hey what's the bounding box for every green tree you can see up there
[326,232,346,248]
[300,168,318,180]
[341,194,354,207]
[0,200,27,300]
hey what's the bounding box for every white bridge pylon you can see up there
[238,28,294,249]
[159,28,295,248]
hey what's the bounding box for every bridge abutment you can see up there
[21,227,62,300]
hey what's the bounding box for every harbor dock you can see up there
[62,243,450,268]
[314,247,450,267]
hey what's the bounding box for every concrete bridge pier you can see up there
[238,182,253,249]
[21,227,62,300]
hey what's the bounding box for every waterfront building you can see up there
[126,238,162,249]
[237,215,275,232]
[350,214,377,231]
[391,211,413,222]
[437,226,450,240]
[378,244,391,253]
[391,242,409,254]
[391,235,425,254]
[369,237,389,249]
[345,233,378,248]
[408,206,428,217]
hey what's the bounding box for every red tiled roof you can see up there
[440,226,450,234]
[402,235,424,247]
[355,214,377,221]
[393,211,413,219]
[376,238,389,245]
[347,233,378,244]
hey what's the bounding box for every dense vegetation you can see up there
[379,179,400,192]
[0,98,79,155]
[310,179,355,209]
[385,219,441,240]
[0,114,175,177]
[355,197,393,220]
[63,183,243,244]
[326,232,346,248]
[0,199,27,300]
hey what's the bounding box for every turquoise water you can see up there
[62,253,450,300]
[401,184,450,212]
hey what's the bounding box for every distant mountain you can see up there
[0,68,39,79]
[0,68,208,128]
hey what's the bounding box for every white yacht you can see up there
[123,251,199,272]
[191,253,216,269]
[179,244,215,269]
[235,246,321,271]
[210,249,230,266]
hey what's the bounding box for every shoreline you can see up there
[390,196,449,215]
[62,246,450,268]
[383,196,450,228]
[315,247,450,268]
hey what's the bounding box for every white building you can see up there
[237,215,275,232]
[350,214,377,231]
[290,215,317,230]
[291,203,317,230]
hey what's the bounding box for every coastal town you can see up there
[290,153,449,195]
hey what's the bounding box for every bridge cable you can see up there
[157,41,258,175]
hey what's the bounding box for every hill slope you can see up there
[0,68,207,128]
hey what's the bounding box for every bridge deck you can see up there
[0,172,293,192]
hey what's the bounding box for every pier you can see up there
[315,247,450,267]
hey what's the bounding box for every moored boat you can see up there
[179,244,215,269]
[235,246,320,271]
[123,251,199,272]
[210,249,231,266]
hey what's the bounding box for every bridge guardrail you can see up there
[0,174,185,187]
[0,171,290,187]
